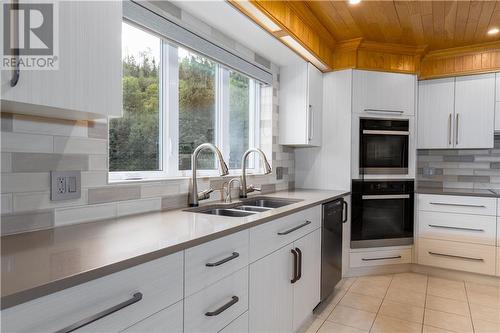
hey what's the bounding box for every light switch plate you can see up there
[51,170,81,201]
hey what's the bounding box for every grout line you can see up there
[422,274,429,333]
[367,274,395,333]
[464,281,476,333]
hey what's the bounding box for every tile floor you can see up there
[307,273,500,333]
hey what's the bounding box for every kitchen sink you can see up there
[233,205,272,212]
[240,198,300,208]
[187,197,302,217]
[197,208,257,217]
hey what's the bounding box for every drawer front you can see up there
[219,312,248,333]
[2,252,184,333]
[184,267,248,333]
[350,248,412,268]
[419,211,496,245]
[122,300,183,333]
[418,238,496,275]
[418,194,496,216]
[497,247,500,277]
[185,230,249,296]
[249,206,321,262]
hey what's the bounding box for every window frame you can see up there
[110,21,263,182]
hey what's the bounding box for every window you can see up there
[110,21,262,181]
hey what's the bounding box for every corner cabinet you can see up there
[279,62,323,147]
[0,1,122,120]
[417,73,495,149]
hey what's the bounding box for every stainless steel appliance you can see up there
[359,118,409,175]
[321,198,347,301]
[351,180,414,248]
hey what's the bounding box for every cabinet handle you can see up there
[448,113,452,146]
[428,224,485,232]
[362,194,410,200]
[206,252,239,267]
[429,202,486,208]
[9,0,20,87]
[55,292,143,333]
[428,251,483,262]
[204,296,239,316]
[364,109,404,114]
[291,249,298,283]
[308,105,313,142]
[277,220,312,235]
[361,256,401,261]
[455,113,459,145]
[295,247,302,281]
[342,200,348,223]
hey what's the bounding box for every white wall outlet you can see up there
[51,171,81,201]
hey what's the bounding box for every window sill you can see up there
[108,170,270,184]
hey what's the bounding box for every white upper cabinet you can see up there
[417,78,455,149]
[1,1,122,120]
[279,62,323,147]
[418,74,495,149]
[495,73,500,132]
[352,70,416,116]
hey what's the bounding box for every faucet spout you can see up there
[240,148,272,198]
[189,143,229,207]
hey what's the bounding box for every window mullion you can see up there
[166,43,180,176]
[218,67,230,167]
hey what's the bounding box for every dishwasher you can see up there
[321,198,347,301]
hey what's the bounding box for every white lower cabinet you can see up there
[249,228,321,333]
[219,312,249,333]
[122,301,183,333]
[349,247,412,268]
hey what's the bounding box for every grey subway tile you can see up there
[1,209,54,235]
[288,181,295,190]
[161,193,188,211]
[457,175,490,183]
[87,121,108,139]
[443,155,474,162]
[88,185,140,204]
[491,162,500,169]
[261,183,276,194]
[11,153,89,172]
[1,112,13,132]
[417,181,443,189]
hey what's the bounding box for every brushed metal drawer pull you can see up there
[277,221,311,235]
[361,255,402,261]
[428,251,484,262]
[428,224,485,232]
[364,109,404,114]
[55,292,143,333]
[206,252,240,267]
[205,296,239,317]
[429,202,486,208]
[363,194,410,200]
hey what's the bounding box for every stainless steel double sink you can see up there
[186,197,302,217]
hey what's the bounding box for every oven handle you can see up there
[362,194,410,200]
[364,109,404,115]
[362,130,409,136]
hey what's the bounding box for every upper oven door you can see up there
[360,119,409,175]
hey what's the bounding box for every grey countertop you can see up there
[417,187,499,198]
[1,189,349,309]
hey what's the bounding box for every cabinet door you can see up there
[455,74,495,149]
[249,245,294,333]
[417,78,455,149]
[306,63,323,147]
[352,70,415,115]
[122,301,183,333]
[219,312,248,333]
[495,74,500,132]
[292,229,321,331]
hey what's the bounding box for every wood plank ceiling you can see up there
[306,1,500,51]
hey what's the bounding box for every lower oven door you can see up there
[351,194,414,248]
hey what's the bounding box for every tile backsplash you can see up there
[0,2,294,235]
[417,136,500,191]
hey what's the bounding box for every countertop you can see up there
[417,187,499,198]
[1,189,349,309]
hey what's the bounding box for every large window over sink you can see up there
[109,21,262,181]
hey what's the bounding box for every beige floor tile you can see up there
[338,277,357,291]
[314,289,347,319]
[424,309,473,333]
[327,305,376,331]
[340,291,383,313]
[385,286,426,307]
[305,315,326,333]
[423,325,455,333]
[465,282,500,296]
[390,273,428,293]
[318,321,368,333]
[356,274,393,287]
[378,300,425,323]
[468,291,500,309]
[473,319,500,333]
[427,278,467,301]
[425,295,470,317]
[370,315,422,333]
[350,280,391,299]
[470,302,500,323]
[429,277,465,289]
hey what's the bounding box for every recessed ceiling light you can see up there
[349,0,362,5]
[488,27,499,35]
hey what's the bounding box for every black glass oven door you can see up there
[360,133,409,174]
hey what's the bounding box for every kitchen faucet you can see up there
[188,143,229,207]
[240,148,272,198]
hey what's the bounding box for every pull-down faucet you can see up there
[189,143,229,207]
[240,148,272,198]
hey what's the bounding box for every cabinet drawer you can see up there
[418,211,496,245]
[249,206,320,262]
[184,267,248,333]
[2,252,183,333]
[185,230,249,296]
[350,248,412,268]
[219,312,248,333]
[418,194,496,216]
[122,300,183,333]
[418,239,496,275]
[497,247,500,277]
